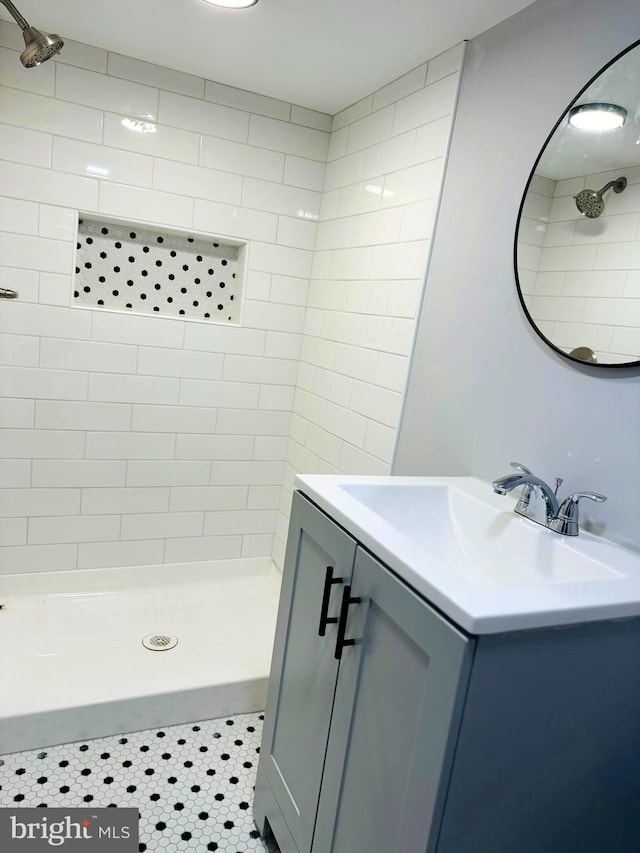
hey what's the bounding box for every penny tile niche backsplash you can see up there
[75,218,243,323]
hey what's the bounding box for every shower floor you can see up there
[0,557,280,754]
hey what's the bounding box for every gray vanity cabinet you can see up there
[255,491,640,853]
[312,546,473,853]
[254,492,357,853]
[254,492,474,853]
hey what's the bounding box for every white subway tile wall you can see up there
[519,165,640,362]
[517,177,554,303]
[0,23,462,573]
[0,21,328,573]
[276,44,464,567]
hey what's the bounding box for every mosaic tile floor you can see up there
[0,711,279,852]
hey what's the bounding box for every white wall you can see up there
[395,0,640,550]
[276,46,464,565]
[0,20,329,573]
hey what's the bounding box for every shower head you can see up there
[574,176,627,218]
[19,26,64,67]
[0,0,63,66]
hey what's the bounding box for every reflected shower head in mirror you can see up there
[0,0,63,66]
[574,176,627,218]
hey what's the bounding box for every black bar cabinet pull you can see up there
[318,565,343,636]
[334,584,361,660]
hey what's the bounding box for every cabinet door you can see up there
[313,547,474,853]
[257,493,357,853]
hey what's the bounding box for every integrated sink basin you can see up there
[340,482,619,587]
[296,474,640,633]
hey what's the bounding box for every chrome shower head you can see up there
[0,0,63,66]
[19,26,64,67]
[574,176,627,218]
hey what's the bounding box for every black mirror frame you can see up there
[513,36,640,370]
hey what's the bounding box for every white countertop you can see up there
[295,474,640,634]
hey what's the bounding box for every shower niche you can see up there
[74,215,246,324]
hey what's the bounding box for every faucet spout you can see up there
[492,463,559,526]
[493,473,531,495]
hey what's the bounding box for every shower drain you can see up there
[142,633,178,651]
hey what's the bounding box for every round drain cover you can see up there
[142,633,178,651]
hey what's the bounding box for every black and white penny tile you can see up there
[74,218,239,322]
[0,711,279,852]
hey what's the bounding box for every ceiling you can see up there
[3,0,537,115]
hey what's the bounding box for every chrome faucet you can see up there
[492,462,606,536]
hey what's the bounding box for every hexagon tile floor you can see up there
[0,711,279,852]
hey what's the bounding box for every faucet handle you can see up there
[565,491,607,505]
[549,491,607,536]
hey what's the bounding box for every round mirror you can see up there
[515,39,640,367]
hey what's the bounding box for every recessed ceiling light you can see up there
[568,103,627,131]
[202,0,259,8]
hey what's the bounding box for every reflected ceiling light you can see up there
[365,184,396,199]
[121,118,157,134]
[202,0,258,8]
[568,103,627,131]
[86,164,110,177]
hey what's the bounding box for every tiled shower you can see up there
[0,18,462,574]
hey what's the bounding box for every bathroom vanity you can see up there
[254,476,640,853]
